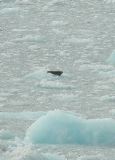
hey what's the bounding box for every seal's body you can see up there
[47,71,63,76]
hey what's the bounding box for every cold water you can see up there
[0,0,115,159]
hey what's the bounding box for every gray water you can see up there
[0,0,115,159]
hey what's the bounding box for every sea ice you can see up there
[0,112,45,121]
[4,144,65,160]
[0,129,14,140]
[106,51,115,65]
[78,155,107,160]
[99,70,115,78]
[25,110,115,145]
[0,7,19,14]
[15,0,33,5]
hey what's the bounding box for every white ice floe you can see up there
[0,7,19,14]
[0,112,45,121]
[15,0,34,5]
[0,129,15,140]
[42,0,66,11]
[4,144,66,160]
[14,35,46,43]
[104,0,115,3]
[65,37,91,44]
[106,51,115,65]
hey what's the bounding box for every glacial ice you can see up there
[0,7,19,14]
[0,129,14,140]
[106,51,115,65]
[0,112,45,121]
[25,110,115,145]
[15,0,33,5]
[3,144,66,160]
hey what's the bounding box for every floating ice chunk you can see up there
[52,28,66,35]
[25,110,84,144]
[24,153,65,160]
[0,129,14,140]
[24,69,50,80]
[5,144,65,160]
[38,80,74,90]
[106,51,115,65]
[99,70,115,78]
[53,93,79,102]
[79,63,113,72]
[110,109,115,118]
[12,28,40,32]
[28,45,38,51]
[104,0,115,4]
[24,69,69,87]
[15,0,33,5]
[43,153,65,160]
[100,95,115,102]
[0,112,45,121]
[42,0,65,11]
[65,36,91,44]
[14,35,46,43]
[0,7,19,14]
[25,110,115,145]
[51,20,67,26]
[78,155,107,160]
[24,153,66,160]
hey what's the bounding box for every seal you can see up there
[47,71,63,76]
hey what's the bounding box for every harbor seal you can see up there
[47,71,63,76]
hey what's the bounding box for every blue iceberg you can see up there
[0,129,15,140]
[25,110,115,145]
[106,51,115,65]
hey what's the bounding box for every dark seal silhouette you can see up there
[47,71,63,76]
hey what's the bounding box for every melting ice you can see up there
[106,51,115,65]
[25,110,115,145]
